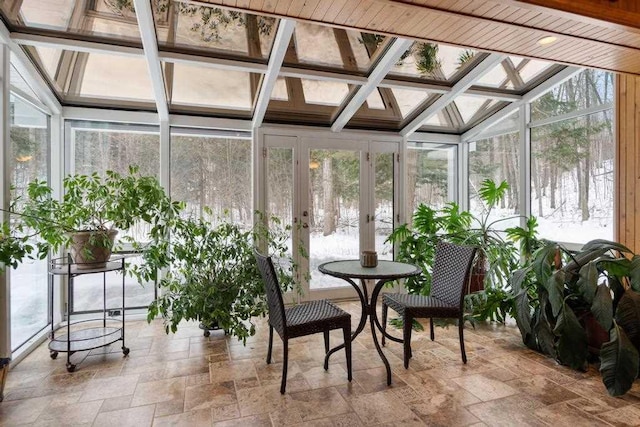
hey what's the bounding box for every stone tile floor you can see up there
[2,300,640,426]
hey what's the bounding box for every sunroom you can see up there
[0,1,637,425]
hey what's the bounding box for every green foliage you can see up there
[511,239,640,396]
[134,212,300,343]
[387,179,524,322]
[415,43,441,75]
[456,50,475,69]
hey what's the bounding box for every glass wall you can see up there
[530,69,614,244]
[9,92,50,350]
[67,121,159,313]
[406,142,457,216]
[170,129,252,226]
[468,132,521,230]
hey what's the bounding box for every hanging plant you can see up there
[415,43,441,75]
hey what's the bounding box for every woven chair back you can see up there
[254,250,287,335]
[430,241,477,308]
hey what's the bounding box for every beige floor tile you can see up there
[467,394,547,427]
[349,389,417,425]
[131,377,186,407]
[597,405,640,427]
[33,399,103,426]
[79,374,139,402]
[183,381,237,411]
[534,401,612,426]
[153,408,213,427]
[93,404,156,427]
[453,373,519,402]
[0,397,54,426]
[288,387,350,422]
[506,374,581,405]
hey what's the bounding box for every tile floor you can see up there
[2,301,639,426]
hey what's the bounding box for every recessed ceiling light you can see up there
[537,36,557,46]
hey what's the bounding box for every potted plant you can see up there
[15,166,178,269]
[131,211,301,343]
[511,239,640,396]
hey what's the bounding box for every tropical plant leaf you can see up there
[629,256,640,293]
[532,242,557,284]
[600,322,639,396]
[477,179,509,209]
[582,239,633,255]
[615,290,640,352]
[554,305,588,370]
[577,261,598,305]
[591,284,613,331]
[599,258,632,278]
[511,268,532,336]
[535,297,557,358]
[546,270,565,317]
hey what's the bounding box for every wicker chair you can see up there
[254,250,352,394]
[381,241,477,368]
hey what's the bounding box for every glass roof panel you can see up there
[518,58,553,84]
[271,78,288,101]
[389,87,431,118]
[155,2,277,60]
[301,79,349,106]
[366,89,385,110]
[1,0,142,44]
[390,43,478,82]
[454,96,494,124]
[10,64,38,101]
[26,46,155,103]
[168,62,256,111]
[287,23,384,73]
[423,111,450,127]
[476,62,513,90]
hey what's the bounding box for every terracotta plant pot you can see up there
[68,229,118,269]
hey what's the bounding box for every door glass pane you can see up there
[10,93,50,350]
[309,150,360,289]
[374,153,394,260]
[267,147,294,257]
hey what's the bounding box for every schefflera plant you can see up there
[511,239,640,396]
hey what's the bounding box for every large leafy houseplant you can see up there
[132,211,300,343]
[511,239,640,396]
[388,180,520,306]
[12,166,178,268]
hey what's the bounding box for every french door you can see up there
[262,134,398,301]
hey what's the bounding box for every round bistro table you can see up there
[318,260,421,385]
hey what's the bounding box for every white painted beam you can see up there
[159,50,268,74]
[11,32,143,57]
[253,19,295,128]
[400,53,506,137]
[134,0,168,121]
[528,101,613,129]
[461,66,581,142]
[331,38,413,132]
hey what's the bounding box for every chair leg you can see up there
[430,318,435,341]
[459,316,467,364]
[267,325,274,364]
[281,338,288,394]
[343,326,352,382]
[323,330,330,371]
[381,302,388,347]
[403,315,412,369]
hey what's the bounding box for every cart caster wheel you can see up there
[50,351,58,360]
[122,347,130,356]
[203,330,210,338]
[66,363,76,373]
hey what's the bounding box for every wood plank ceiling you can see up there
[200,0,640,76]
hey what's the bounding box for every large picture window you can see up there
[170,129,252,226]
[9,92,50,351]
[67,121,160,313]
[406,142,457,215]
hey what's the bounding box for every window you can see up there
[531,111,614,243]
[468,132,521,230]
[170,129,252,227]
[406,142,457,215]
[9,91,50,351]
[68,121,160,313]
